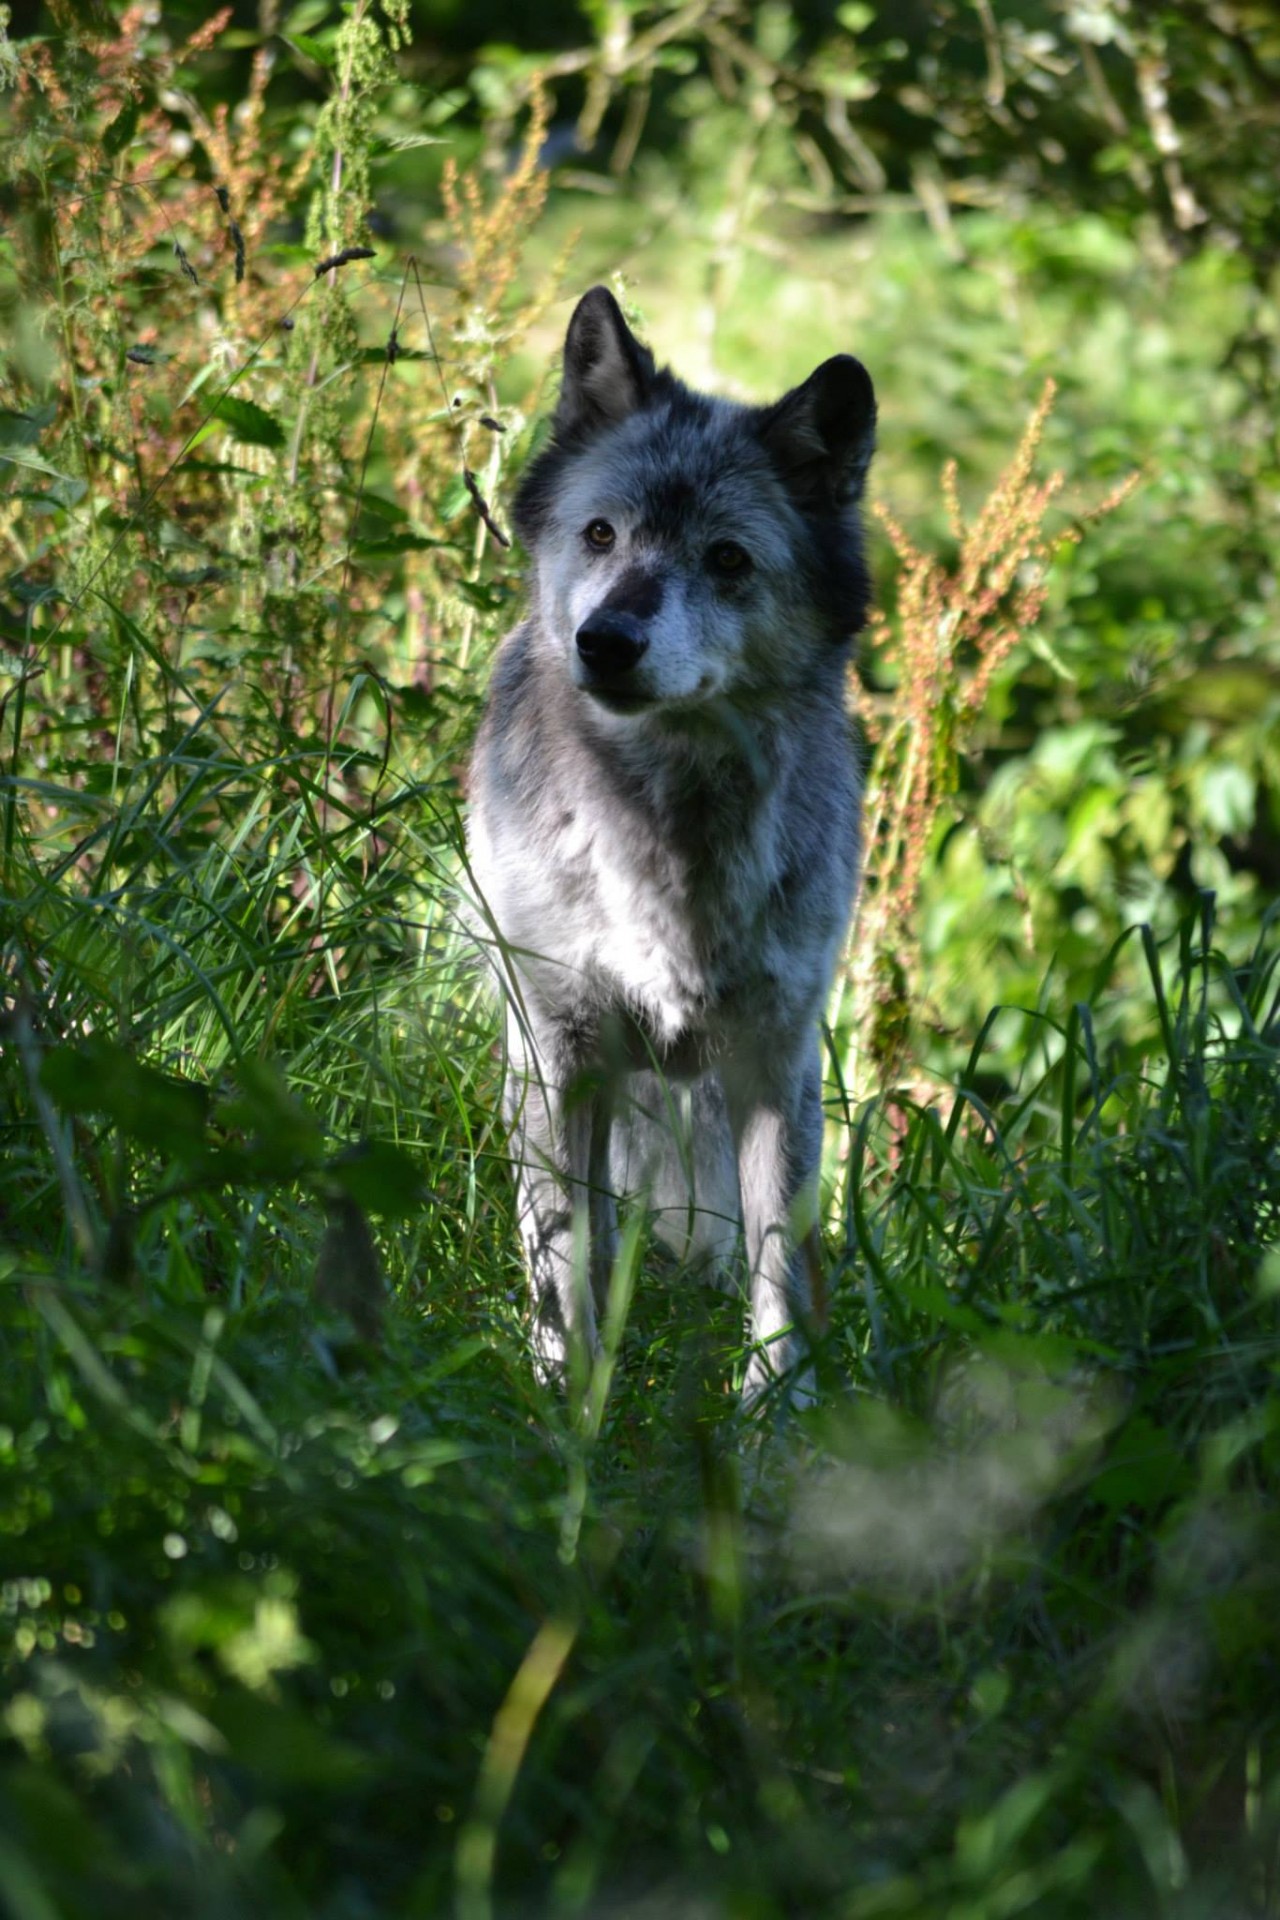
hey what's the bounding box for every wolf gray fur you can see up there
[468,287,875,1402]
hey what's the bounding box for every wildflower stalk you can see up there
[40,173,96,634]
[843,381,1140,1094]
[288,4,365,492]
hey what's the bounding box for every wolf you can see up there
[468,287,875,1403]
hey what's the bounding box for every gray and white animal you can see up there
[468,287,875,1402]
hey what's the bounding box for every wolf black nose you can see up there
[576,611,648,678]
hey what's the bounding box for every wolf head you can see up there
[514,287,876,720]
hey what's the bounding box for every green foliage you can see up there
[2,3,1279,1916]
[4,889,1279,1916]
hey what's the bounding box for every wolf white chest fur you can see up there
[469,287,875,1401]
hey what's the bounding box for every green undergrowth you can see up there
[2,695,1278,1916]
[3,8,1280,1911]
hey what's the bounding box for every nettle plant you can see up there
[3,4,563,744]
[2,7,563,1307]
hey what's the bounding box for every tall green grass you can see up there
[3,661,1278,1913]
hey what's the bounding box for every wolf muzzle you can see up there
[575,608,650,691]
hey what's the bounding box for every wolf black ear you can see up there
[758,355,876,506]
[556,287,656,440]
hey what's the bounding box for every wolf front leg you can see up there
[724,1034,826,1407]
[504,1012,617,1385]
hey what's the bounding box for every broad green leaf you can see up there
[207,395,287,450]
[219,1059,325,1166]
[326,1140,427,1218]
[40,1038,209,1155]
[281,30,334,68]
[102,97,139,156]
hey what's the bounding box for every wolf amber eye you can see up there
[584,519,616,551]
[708,541,751,576]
